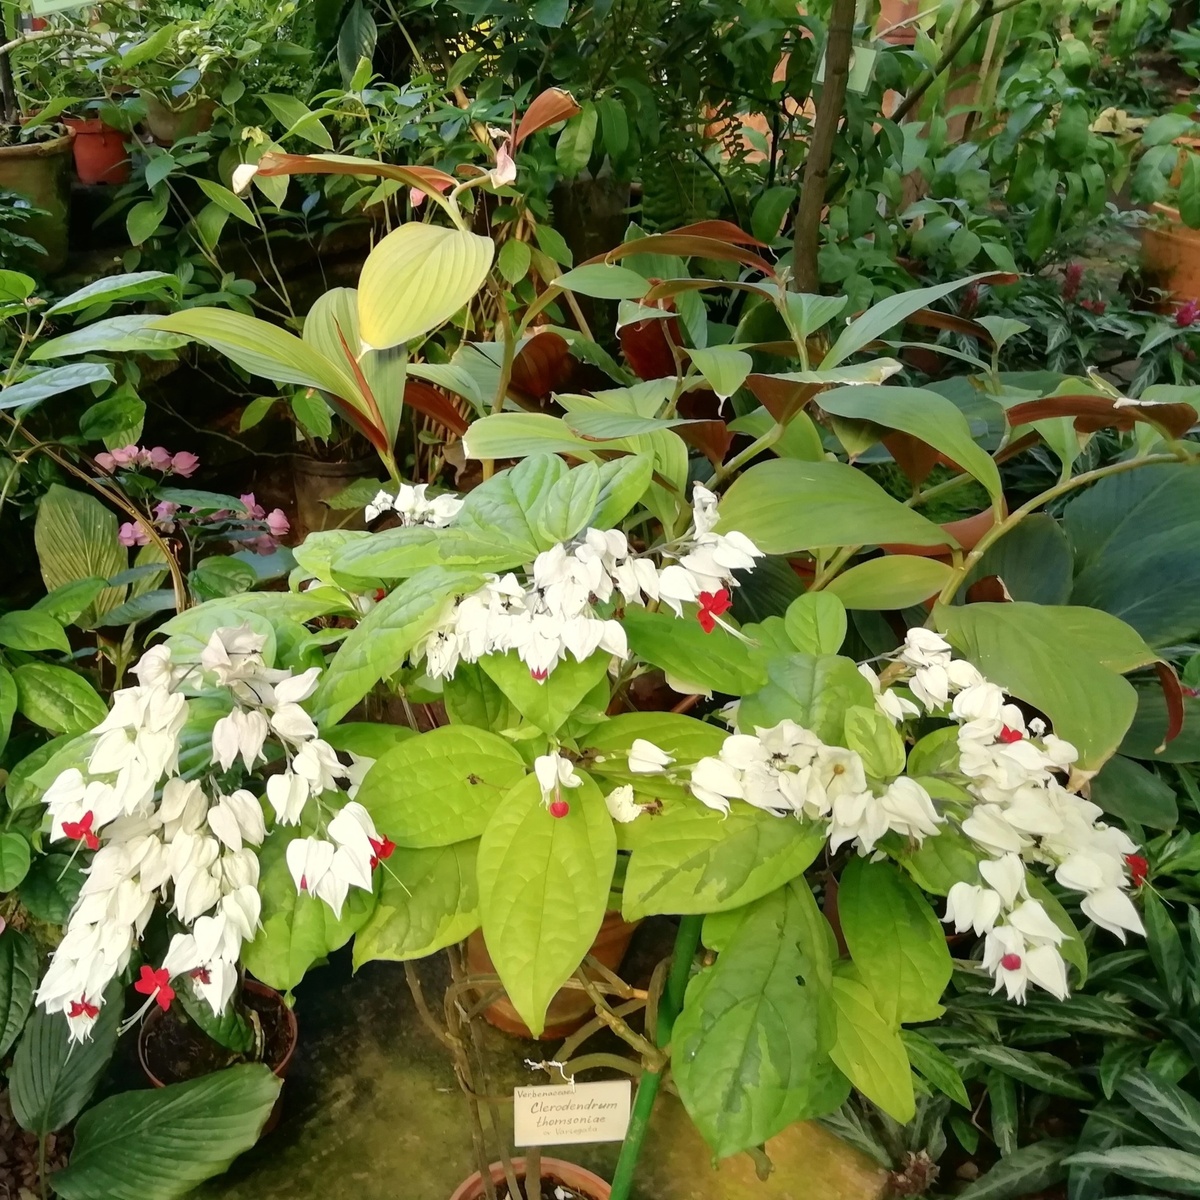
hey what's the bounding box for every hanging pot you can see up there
[62,117,131,185]
[449,1157,611,1200]
[0,129,74,271]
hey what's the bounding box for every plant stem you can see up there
[523,1145,541,1200]
[37,1134,47,1200]
[705,423,782,488]
[607,915,702,1200]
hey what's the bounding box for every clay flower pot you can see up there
[467,912,639,1040]
[62,118,131,185]
[138,978,297,1134]
[291,453,380,539]
[450,1157,610,1200]
[143,95,216,145]
[1142,203,1200,302]
[0,129,74,270]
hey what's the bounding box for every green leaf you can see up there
[0,832,31,891]
[622,802,823,920]
[0,270,35,302]
[29,315,191,361]
[177,976,253,1054]
[717,460,953,555]
[621,606,768,696]
[842,706,905,779]
[896,821,982,896]
[35,484,127,623]
[46,271,176,316]
[446,49,481,91]
[195,178,259,227]
[322,722,415,759]
[970,1044,1092,1100]
[261,93,333,148]
[1090,755,1178,830]
[18,852,84,924]
[352,840,479,967]
[826,556,955,610]
[354,726,526,846]
[1116,1069,1200,1153]
[585,712,728,783]
[965,514,1072,606]
[960,1140,1072,1200]
[1144,890,1186,1009]
[0,608,69,653]
[934,602,1158,770]
[34,578,108,626]
[241,828,376,992]
[818,385,1002,501]
[555,263,650,300]
[901,1029,969,1107]
[13,664,106,735]
[80,393,146,446]
[0,929,37,1060]
[738,654,875,746]
[838,858,951,1025]
[532,460,601,544]
[0,364,114,411]
[689,346,753,400]
[1065,1146,1200,1195]
[476,772,616,1036]
[126,193,169,245]
[51,1064,282,1200]
[497,237,532,285]
[784,593,847,655]
[988,1069,1018,1156]
[238,396,277,432]
[337,0,377,84]
[555,102,598,176]
[479,650,610,736]
[11,983,121,1136]
[591,454,653,527]
[829,971,915,1122]
[672,884,846,1158]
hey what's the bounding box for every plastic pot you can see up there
[0,129,74,271]
[143,95,216,145]
[137,978,298,1134]
[467,912,640,1041]
[450,1157,610,1200]
[63,118,131,185]
[1142,203,1200,302]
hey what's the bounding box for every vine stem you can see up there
[607,914,702,1200]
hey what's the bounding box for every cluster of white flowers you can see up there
[415,484,763,684]
[364,482,464,526]
[36,628,385,1041]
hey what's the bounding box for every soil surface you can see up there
[486,1182,589,1200]
[142,987,292,1083]
[0,1089,71,1198]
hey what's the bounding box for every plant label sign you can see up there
[513,1081,631,1146]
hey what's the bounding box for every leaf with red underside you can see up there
[1155,661,1185,749]
[904,309,996,345]
[510,331,573,400]
[256,152,455,194]
[514,88,581,145]
[586,235,776,276]
[746,374,820,425]
[645,278,775,303]
[966,576,1012,604]
[1006,394,1197,440]
[884,431,940,488]
[620,310,680,381]
[677,419,734,465]
[404,380,468,435]
[664,220,768,247]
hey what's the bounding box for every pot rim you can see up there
[137,976,298,1088]
[449,1157,611,1200]
[62,117,123,136]
[291,452,382,477]
[0,129,75,159]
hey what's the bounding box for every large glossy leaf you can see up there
[51,1064,281,1200]
[354,726,526,846]
[11,983,121,1136]
[13,664,107,735]
[462,412,601,461]
[47,271,176,316]
[1064,1146,1200,1194]
[672,883,846,1158]
[961,1140,1072,1200]
[621,606,768,696]
[352,840,480,968]
[30,315,191,360]
[35,485,127,623]
[963,514,1073,605]
[828,970,914,1122]
[838,858,952,1025]
[358,223,494,350]
[479,650,610,735]
[1090,755,1178,829]
[738,653,874,747]
[826,555,954,610]
[622,802,823,919]
[1122,687,1200,762]
[934,602,1158,770]
[476,772,616,1036]
[970,1044,1092,1100]
[717,460,952,554]
[0,364,114,410]
[0,928,37,1059]
[817,385,1002,500]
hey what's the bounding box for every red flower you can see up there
[1125,854,1149,888]
[697,589,732,633]
[959,283,981,318]
[68,998,99,1019]
[62,810,99,851]
[191,967,211,985]
[1080,297,1107,315]
[1177,299,1200,328]
[999,953,1022,971]
[1062,262,1084,302]
[999,726,1024,744]
[134,965,175,1011]
[530,667,549,682]
[548,800,570,818]
[369,835,396,869]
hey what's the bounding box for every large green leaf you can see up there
[961,1140,1072,1200]
[311,566,482,727]
[0,832,31,890]
[241,828,376,991]
[622,802,823,920]
[963,514,1073,606]
[1064,1146,1200,1195]
[47,271,177,316]
[51,1064,281,1200]
[934,602,1158,770]
[828,969,914,1122]
[738,653,874,747]
[0,364,114,411]
[357,223,494,350]
[1116,1069,1200,1154]
[479,650,610,735]
[0,609,71,654]
[476,772,615,1036]
[354,726,526,846]
[10,983,122,1136]
[826,556,955,611]
[717,460,952,555]
[13,664,107,735]
[35,485,126,622]
[352,840,479,968]
[584,712,728,792]
[461,412,601,461]
[817,385,1002,501]
[621,606,768,696]
[970,1044,1092,1101]
[0,928,37,1059]
[672,883,847,1158]
[30,315,192,360]
[1063,463,1200,646]
[1090,755,1178,829]
[838,858,952,1025]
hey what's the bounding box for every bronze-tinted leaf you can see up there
[745,374,819,424]
[589,235,775,276]
[1007,394,1197,439]
[404,380,468,435]
[514,88,582,145]
[256,151,455,194]
[1155,661,1185,749]
[663,220,768,247]
[510,330,573,400]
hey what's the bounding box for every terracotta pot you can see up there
[137,978,298,1135]
[63,118,131,185]
[467,913,640,1041]
[450,1157,610,1200]
[1142,203,1200,302]
[878,0,920,44]
[291,454,380,539]
[143,95,216,145]
[0,130,74,271]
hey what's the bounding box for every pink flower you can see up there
[409,187,426,208]
[94,452,116,473]
[490,141,516,187]
[266,508,290,537]
[144,446,174,471]
[111,444,140,467]
[118,521,150,547]
[239,493,265,520]
[152,501,178,531]
[171,451,200,478]
[1177,299,1200,328]
[249,535,278,555]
